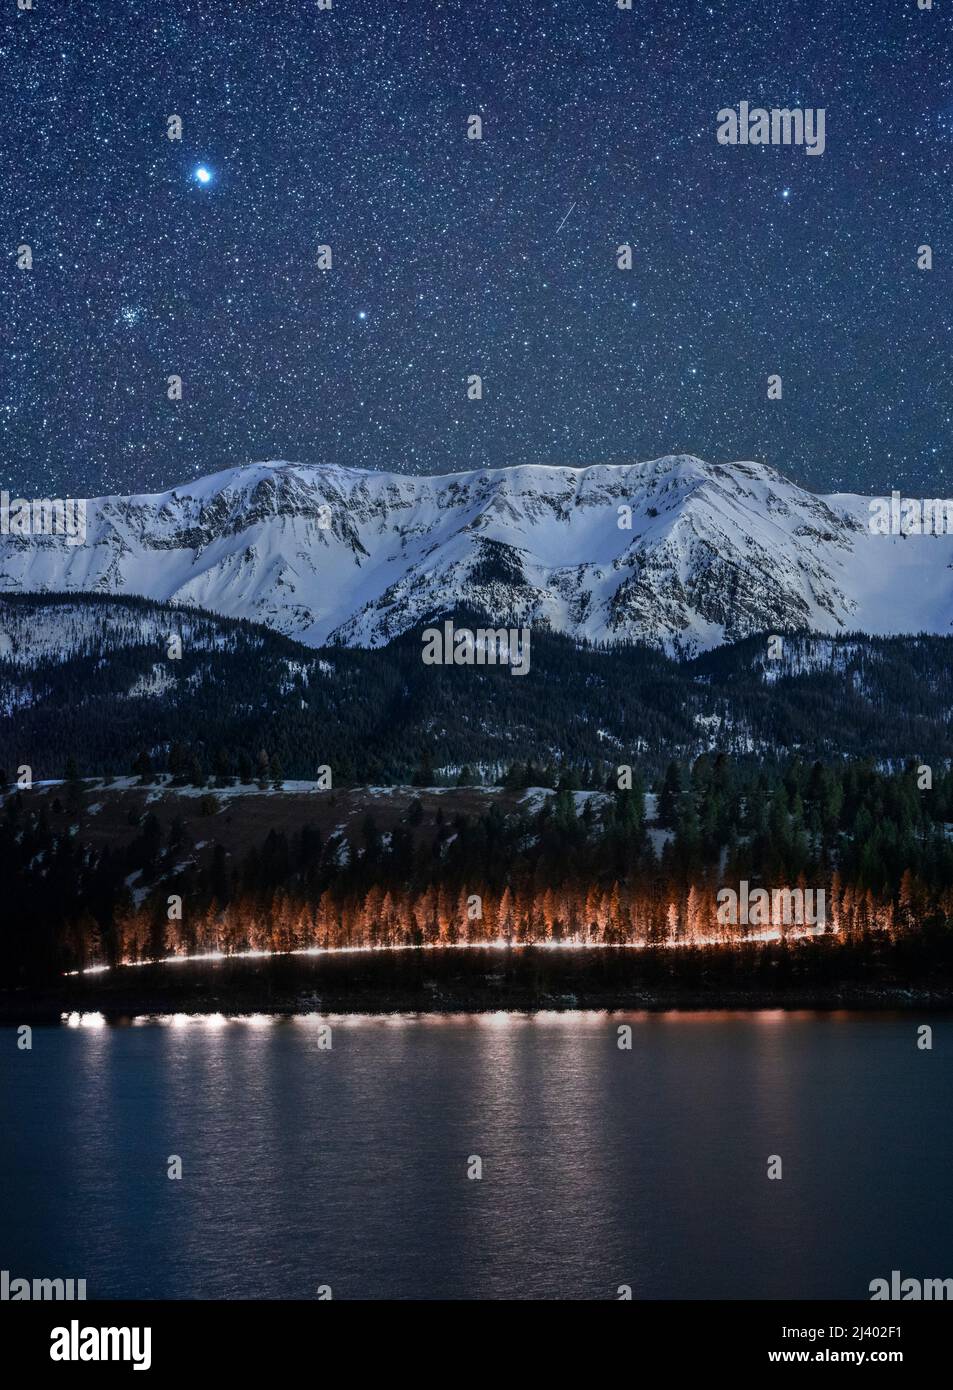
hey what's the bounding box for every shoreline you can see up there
[2,948,951,1022]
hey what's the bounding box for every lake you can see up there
[1,1010,949,1300]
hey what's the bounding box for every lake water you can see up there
[1,1011,949,1300]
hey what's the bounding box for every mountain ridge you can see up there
[1,455,950,654]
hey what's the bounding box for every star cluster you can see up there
[2,0,951,498]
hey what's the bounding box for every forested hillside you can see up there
[2,593,953,782]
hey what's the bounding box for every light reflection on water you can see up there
[1,1011,949,1300]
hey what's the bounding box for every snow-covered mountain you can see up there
[2,455,951,654]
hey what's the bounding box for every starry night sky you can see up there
[3,0,951,500]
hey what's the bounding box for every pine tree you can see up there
[657,762,683,829]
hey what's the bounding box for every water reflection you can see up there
[1,1012,949,1299]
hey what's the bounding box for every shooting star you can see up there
[555,201,576,234]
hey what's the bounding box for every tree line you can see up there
[3,753,953,984]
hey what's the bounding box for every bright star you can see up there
[358,310,367,320]
[781,187,792,200]
[194,166,212,185]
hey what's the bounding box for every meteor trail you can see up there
[555,201,576,234]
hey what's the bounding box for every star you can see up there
[194,166,213,185]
